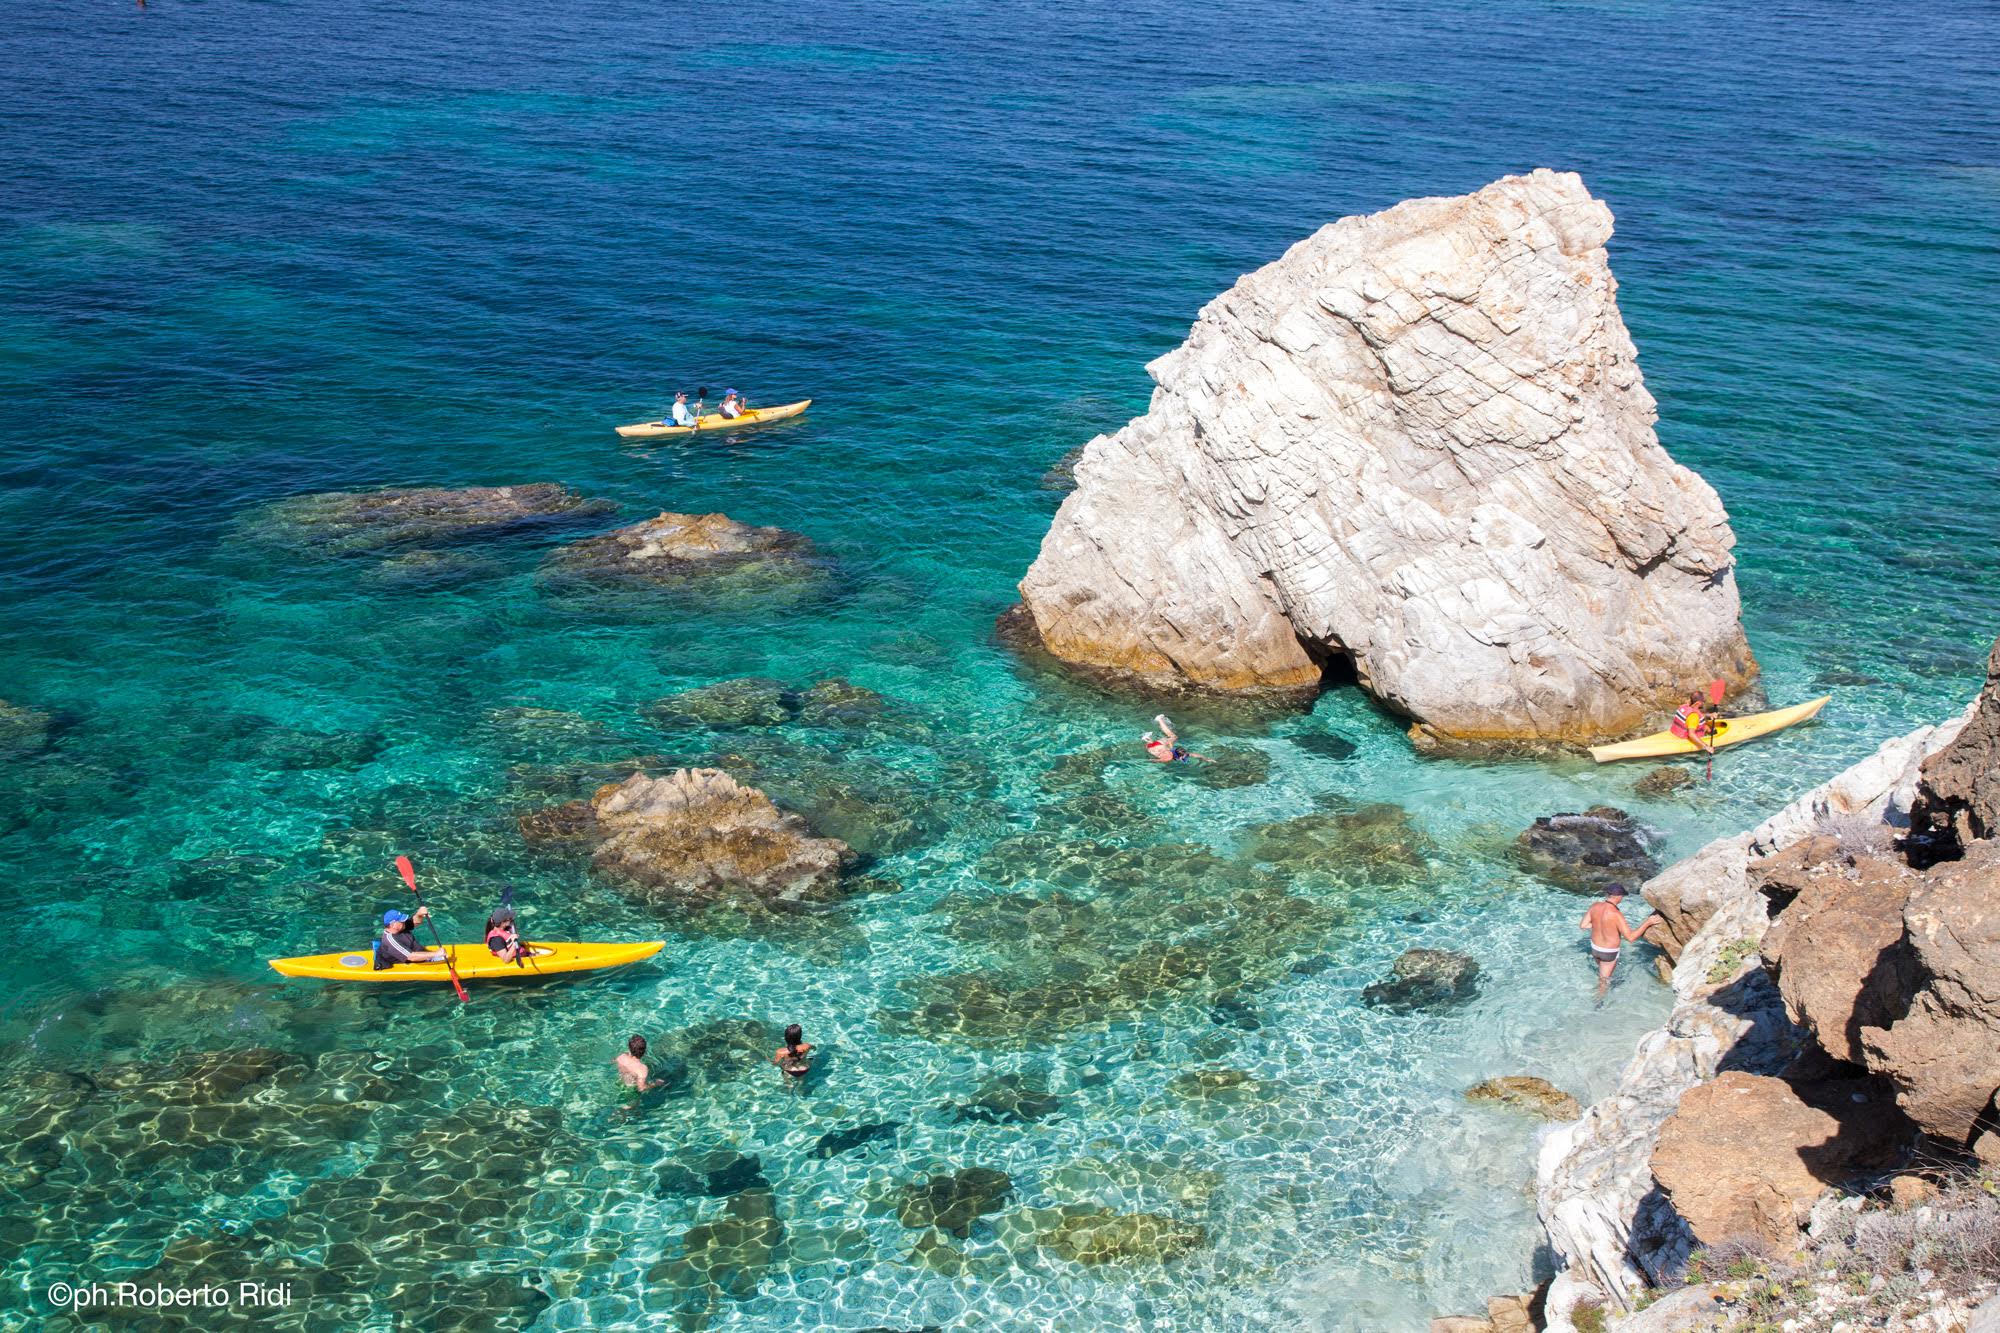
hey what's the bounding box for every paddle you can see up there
[692,385,707,436]
[394,854,469,1002]
[1704,678,1726,782]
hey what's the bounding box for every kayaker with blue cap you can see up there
[718,389,745,420]
[374,906,445,968]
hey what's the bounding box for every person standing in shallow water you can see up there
[772,1024,813,1081]
[1581,883,1662,1000]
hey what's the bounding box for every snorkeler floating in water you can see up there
[1142,714,1210,764]
[772,1023,813,1080]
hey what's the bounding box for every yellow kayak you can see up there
[1589,695,1831,763]
[615,399,811,438]
[268,940,665,982]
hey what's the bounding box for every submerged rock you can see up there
[808,1120,902,1160]
[358,547,503,590]
[1045,1155,1225,1210]
[1038,745,1130,795]
[1465,1076,1582,1121]
[247,483,612,555]
[1287,731,1358,761]
[1362,948,1480,1013]
[1036,1206,1208,1266]
[707,744,954,859]
[885,852,1341,1044]
[1240,802,1432,885]
[1190,744,1270,788]
[653,1187,785,1301]
[649,1017,771,1092]
[1514,806,1659,894]
[896,1167,1013,1238]
[1208,989,1262,1031]
[1633,766,1694,797]
[643,676,897,734]
[653,1148,769,1199]
[0,1046,571,1330]
[646,678,794,729]
[1040,443,1086,493]
[1036,788,1165,840]
[948,1073,1063,1125]
[0,700,54,758]
[525,769,854,910]
[1013,170,1754,742]
[545,511,822,595]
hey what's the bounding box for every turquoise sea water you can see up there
[2,1,1997,1329]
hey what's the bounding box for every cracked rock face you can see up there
[1016,169,1754,744]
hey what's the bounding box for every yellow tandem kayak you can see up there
[268,940,666,982]
[616,399,811,439]
[1588,695,1831,764]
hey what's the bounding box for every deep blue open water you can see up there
[2,2,1996,1329]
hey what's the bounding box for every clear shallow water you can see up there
[2,1,1997,1329]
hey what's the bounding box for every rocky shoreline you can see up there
[1517,639,2000,1332]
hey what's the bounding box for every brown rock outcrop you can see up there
[1467,1075,1583,1122]
[1908,634,2000,856]
[526,769,854,909]
[1650,1072,1909,1249]
[1758,838,1921,1066]
[1861,839,2000,1147]
[547,511,816,582]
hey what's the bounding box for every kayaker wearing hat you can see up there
[374,906,445,968]
[718,389,745,420]
[484,906,524,962]
[669,391,695,428]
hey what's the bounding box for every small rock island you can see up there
[1014,170,1756,747]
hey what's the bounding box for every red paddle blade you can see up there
[394,855,417,892]
[1707,678,1727,705]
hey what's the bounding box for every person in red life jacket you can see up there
[484,906,525,962]
[1141,713,1210,764]
[1670,693,1716,755]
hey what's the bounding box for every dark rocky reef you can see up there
[895,1167,1013,1239]
[1362,947,1480,1014]
[1514,806,1659,894]
[543,510,831,610]
[244,483,613,556]
[883,841,1344,1044]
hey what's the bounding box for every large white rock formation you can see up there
[1017,169,1755,744]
